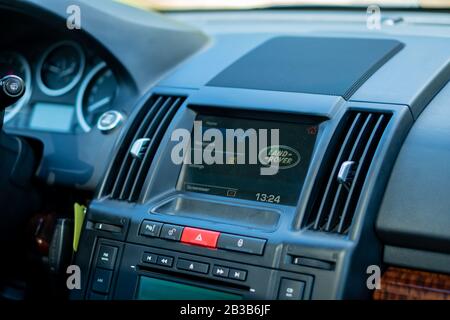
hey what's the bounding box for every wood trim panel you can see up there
[373,267,450,300]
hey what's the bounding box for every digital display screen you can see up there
[137,276,242,300]
[29,103,74,133]
[177,115,318,205]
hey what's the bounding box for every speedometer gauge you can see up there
[0,52,32,123]
[76,62,117,132]
[37,41,85,96]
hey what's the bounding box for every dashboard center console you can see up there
[72,91,411,300]
[71,35,419,300]
[75,106,325,300]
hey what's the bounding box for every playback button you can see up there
[157,255,174,267]
[212,265,230,278]
[177,259,209,274]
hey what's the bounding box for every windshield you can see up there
[119,0,450,10]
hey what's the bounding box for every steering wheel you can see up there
[0,75,39,259]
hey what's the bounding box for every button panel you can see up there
[141,252,174,267]
[138,220,267,256]
[137,250,248,282]
[130,243,314,299]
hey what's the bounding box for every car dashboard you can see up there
[0,0,449,301]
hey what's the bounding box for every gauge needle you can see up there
[59,63,77,77]
[87,97,112,112]
[47,64,62,74]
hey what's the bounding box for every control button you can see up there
[278,279,305,300]
[160,224,184,241]
[96,245,118,270]
[94,222,122,233]
[177,259,209,274]
[91,268,113,294]
[229,268,247,281]
[141,252,158,264]
[97,110,124,133]
[212,265,230,278]
[140,220,163,238]
[157,255,174,267]
[217,234,266,255]
[181,227,220,248]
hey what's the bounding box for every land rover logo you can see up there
[258,145,301,169]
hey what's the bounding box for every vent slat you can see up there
[313,113,362,230]
[306,111,391,235]
[128,97,183,201]
[117,159,140,200]
[324,114,374,231]
[337,114,386,233]
[118,97,174,200]
[102,94,185,202]
[110,96,165,198]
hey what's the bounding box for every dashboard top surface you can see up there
[158,11,450,119]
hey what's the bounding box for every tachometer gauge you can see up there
[76,62,117,132]
[37,41,85,96]
[0,52,32,123]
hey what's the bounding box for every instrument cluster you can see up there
[2,40,121,133]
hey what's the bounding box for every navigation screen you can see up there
[177,114,318,205]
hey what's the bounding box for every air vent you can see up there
[305,111,391,234]
[102,94,186,202]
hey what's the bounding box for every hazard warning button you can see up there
[180,227,220,248]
